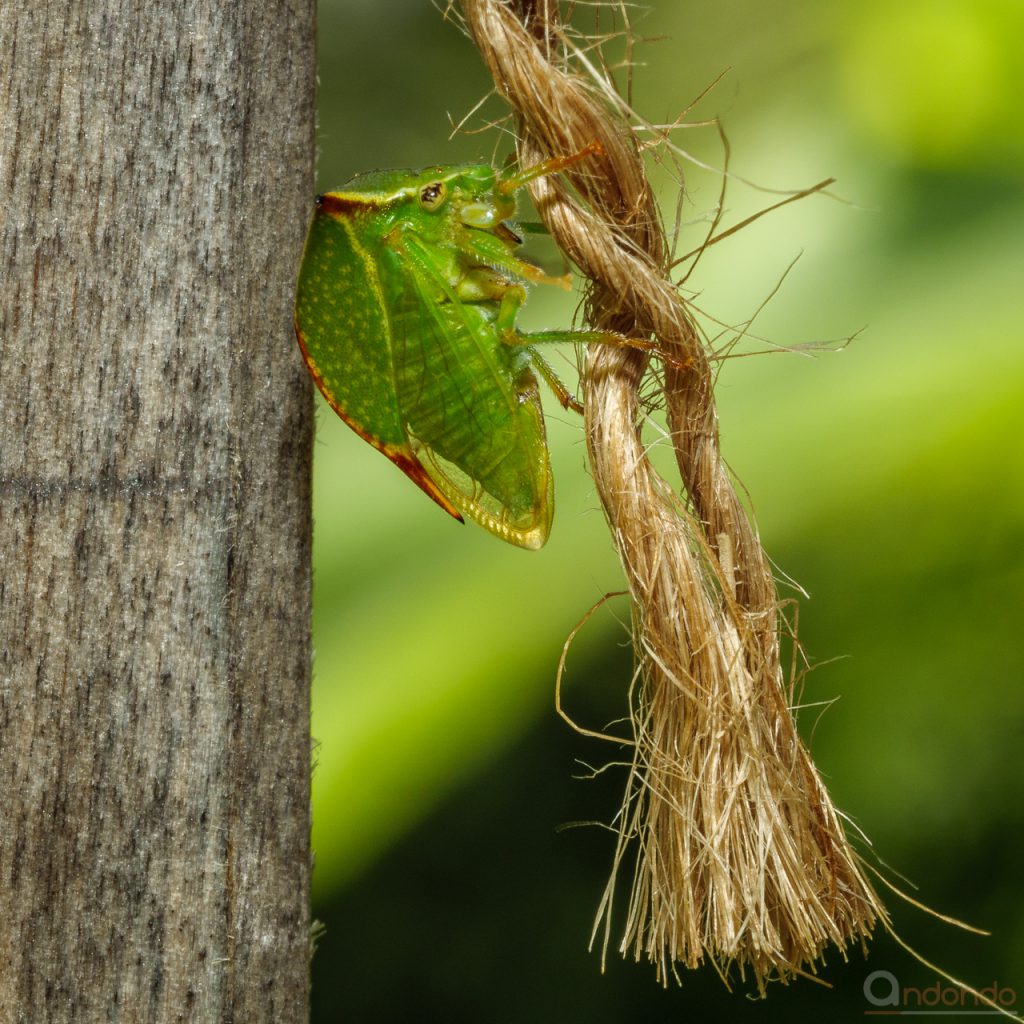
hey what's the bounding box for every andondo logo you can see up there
[863,970,1018,1016]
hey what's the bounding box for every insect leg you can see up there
[508,327,693,373]
[490,287,582,412]
[459,227,571,290]
[497,142,604,193]
[526,348,583,414]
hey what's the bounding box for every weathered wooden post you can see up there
[0,2,317,1019]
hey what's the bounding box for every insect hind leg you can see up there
[502,326,692,414]
[506,326,692,374]
[526,347,583,414]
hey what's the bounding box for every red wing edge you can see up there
[294,321,465,524]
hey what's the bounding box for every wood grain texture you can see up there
[0,2,316,1020]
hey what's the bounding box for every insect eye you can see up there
[419,181,447,210]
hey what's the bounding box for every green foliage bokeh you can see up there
[308,2,1024,1020]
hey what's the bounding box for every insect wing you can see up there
[386,238,553,549]
[294,199,463,521]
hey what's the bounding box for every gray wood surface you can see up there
[0,2,316,1020]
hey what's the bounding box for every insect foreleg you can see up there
[458,227,571,290]
[389,225,524,310]
[497,142,605,193]
[388,227,465,308]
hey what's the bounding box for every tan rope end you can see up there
[461,0,885,990]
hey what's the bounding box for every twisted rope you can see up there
[461,0,883,987]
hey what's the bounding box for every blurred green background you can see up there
[307,1,1024,1020]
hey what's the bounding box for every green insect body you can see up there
[294,153,601,550]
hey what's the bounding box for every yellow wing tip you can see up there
[444,493,551,550]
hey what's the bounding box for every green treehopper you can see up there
[294,144,657,549]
